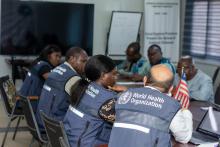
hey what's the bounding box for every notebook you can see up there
[190,108,220,145]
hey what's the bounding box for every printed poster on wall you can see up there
[144,0,180,62]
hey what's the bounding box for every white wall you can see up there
[1,0,217,79]
[0,0,145,77]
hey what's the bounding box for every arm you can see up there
[130,61,151,81]
[137,61,151,76]
[38,65,51,80]
[42,72,50,79]
[98,98,116,123]
[117,61,133,76]
[169,109,193,144]
[190,78,214,102]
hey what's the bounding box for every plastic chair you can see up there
[40,111,70,147]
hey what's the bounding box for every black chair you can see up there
[17,66,29,81]
[0,75,24,147]
[59,137,69,147]
[215,83,220,105]
[18,95,48,147]
[40,111,70,147]
[213,67,220,84]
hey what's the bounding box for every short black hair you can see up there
[70,55,116,106]
[65,47,85,61]
[33,44,61,65]
[127,42,140,54]
[148,44,162,53]
[85,55,116,81]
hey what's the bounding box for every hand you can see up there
[108,85,128,92]
[171,86,177,97]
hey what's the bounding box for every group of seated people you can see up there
[18,42,214,147]
[118,42,214,102]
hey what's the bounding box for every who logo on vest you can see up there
[118,91,133,104]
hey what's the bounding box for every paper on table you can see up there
[197,142,218,147]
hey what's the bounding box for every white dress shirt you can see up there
[145,86,193,144]
[170,109,193,144]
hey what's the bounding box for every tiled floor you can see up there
[0,99,39,147]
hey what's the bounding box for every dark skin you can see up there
[96,68,127,92]
[176,58,197,81]
[124,47,143,81]
[68,51,88,75]
[148,47,162,66]
[126,47,141,63]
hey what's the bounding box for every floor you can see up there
[0,98,39,147]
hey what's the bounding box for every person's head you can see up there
[70,55,117,106]
[126,42,141,63]
[143,64,174,93]
[177,56,197,80]
[147,44,163,66]
[85,55,117,87]
[38,44,62,67]
[65,47,88,75]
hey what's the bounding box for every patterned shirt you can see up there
[117,57,150,76]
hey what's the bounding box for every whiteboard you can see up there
[107,11,142,56]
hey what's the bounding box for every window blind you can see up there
[183,0,220,60]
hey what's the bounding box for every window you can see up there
[183,0,220,60]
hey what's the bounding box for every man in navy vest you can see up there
[36,47,88,129]
[109,64,193,147]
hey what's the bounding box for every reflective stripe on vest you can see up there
[69,106,84,118]
[43,84,51,92]
[77,103,99,118]
[114,122,150,134]
[117,110,170,132]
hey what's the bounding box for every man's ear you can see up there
[143,76,148,86]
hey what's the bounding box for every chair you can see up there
[40,111,70,147]
[212,66,220,84]
[59,137,69,147]
[213,67,220,94]
[17,66,29,81]
[18,95,48,147]
[0,75,24,147]
[215,83,220,105]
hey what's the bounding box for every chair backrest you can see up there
[0,75,17,115]
[19,95,47,143]
[213,67,220,94]
[59,137,69,147]
[17,66,29,81]
[40,111,70,147]
[215,83,220,105]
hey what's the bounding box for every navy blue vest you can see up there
[63,82,117,147]
[109,86,180,147]
[36,63,78,129]
[19,61,52,97]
